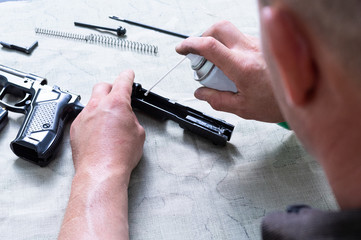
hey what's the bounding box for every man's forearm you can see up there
[58,168,131,240]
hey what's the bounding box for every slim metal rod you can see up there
[109,16,189,39]
[75,22,115,31]
[74,22,126,36]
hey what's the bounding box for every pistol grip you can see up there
[10,92,78,167]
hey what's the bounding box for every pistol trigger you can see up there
[14,93,32,107]
[0,87,6,99]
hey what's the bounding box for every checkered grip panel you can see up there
[26,102,57,135]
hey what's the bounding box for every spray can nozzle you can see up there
[186,54,237,93]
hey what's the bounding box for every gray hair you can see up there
[260,0,361,78]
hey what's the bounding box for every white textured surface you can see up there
[0,0,337,239]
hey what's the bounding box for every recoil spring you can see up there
[35,28,158,54]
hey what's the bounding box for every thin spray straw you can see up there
[144,56,188,96]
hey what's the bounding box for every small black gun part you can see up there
[0,107,8,132]
[109,16,189,39]
[131,83,234,146]
[74,22,126,36]
[0,41,38,54]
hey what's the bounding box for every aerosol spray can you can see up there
[187,53,237,93]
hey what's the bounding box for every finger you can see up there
[175,36,200,55]
[88,82,112,104]
[202,20,254,49]
[80,83,111,114]
[109,70,135,102]
[194,87,241,114]
[176,36,237,74]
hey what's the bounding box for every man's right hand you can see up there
[176,21,284,123]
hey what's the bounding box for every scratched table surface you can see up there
[0,0,338,239]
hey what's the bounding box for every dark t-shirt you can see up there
[262,205,361,239]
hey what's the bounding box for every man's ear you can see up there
[261,7,317,106]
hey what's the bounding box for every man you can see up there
[58,0,361,239]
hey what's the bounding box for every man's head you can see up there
[258,0,361,156]
[258,0,361,208]
[260,0,361,78]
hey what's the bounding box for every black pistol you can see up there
[0,65,234,167]
[0,65,83,166]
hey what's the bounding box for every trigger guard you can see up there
[0,100,26,114]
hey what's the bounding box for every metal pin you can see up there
[74,22,126,36]
[109,16,189,39]
[145,56,188,96]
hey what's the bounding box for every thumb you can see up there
[195,87,239,113]
[194,87,216,101]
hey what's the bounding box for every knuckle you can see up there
[215,20,232,29]
[93,82,109,90]
[209,20,231,35]
[69,123,75,136]
[138,125,146,140]
[86,98,99,109]
[202,37,218,52]
[69,119,79,138]
[92,82,102,89]
[240,57,264,77]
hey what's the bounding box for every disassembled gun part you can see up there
[0,41,38,54]
[74,21,126,36]
[132,83,234,146]
[0,64,83,166]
